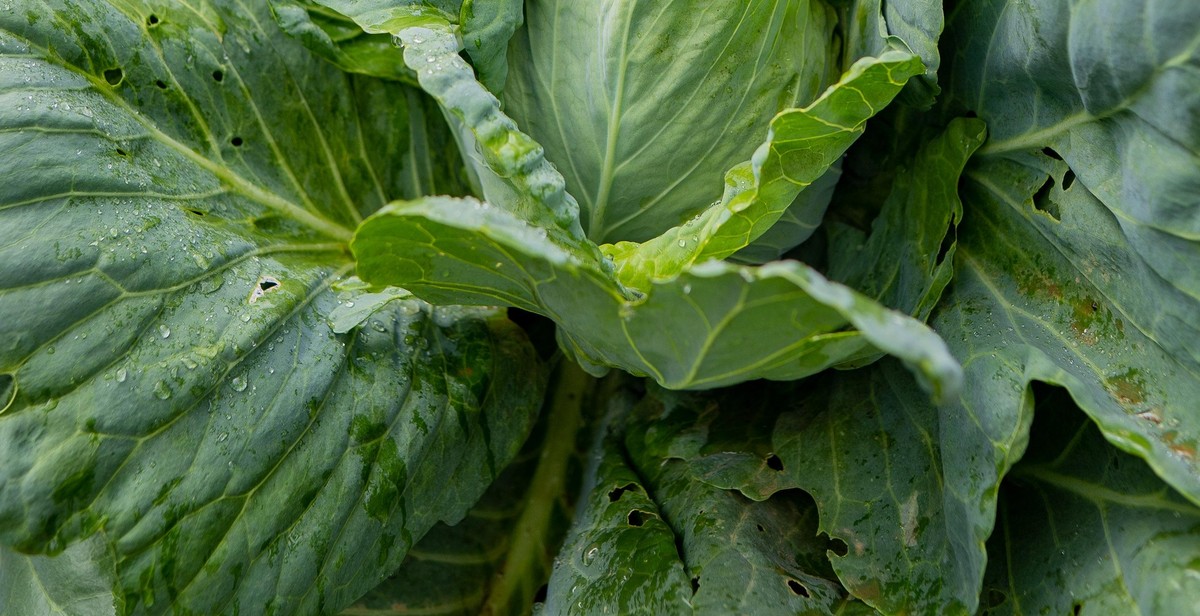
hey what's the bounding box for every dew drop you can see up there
[158,324,171,339]
[153,380,171,399]
[231,375,248,392]
[677,239,686,248]
[116,367,127,382]
[216,432,229,443]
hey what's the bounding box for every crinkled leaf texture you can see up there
[349,22,961,400]
[749,1,1200,613]
[0,1,543,614]
[341,361,595,616]
[542,384,874,616]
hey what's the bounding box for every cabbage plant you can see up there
[1,0,1198,614]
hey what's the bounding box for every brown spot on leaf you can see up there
[852,579,882,602]
[1164,432,1196,460]
[1107,369,1145,407]
[1135,409,1162,424]
[1071,297,1101,345]
[1171,444,1196,460]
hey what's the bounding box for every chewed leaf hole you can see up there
[1041,146,1063,161]
[0,374,15,414]
[249,276,281,303]
[690,576,700,594]
[787,579,810,598]
[935,223,955,267]
[231,136,244,147]
[155,79,168,90]
[533,583,548,603]
[183,207,206,217]
[147,14,160,26]
[116,148,128,157]
[766,454,784,471]
[608,482,639,502]
[212,69,224,82]
[103,67,124,86]
[1063,168,1077,190]
[627,509,653,527]
[829,537,849,557]
[1032,176,1061,222]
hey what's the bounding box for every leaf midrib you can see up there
[1013,465,1200,516]
[7,33,355,244]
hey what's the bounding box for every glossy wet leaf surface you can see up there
[0,1,542,613]
[3,0,1199,614]
[543,383,874,616]
[944,0,1200,504]
[347,22,959,398]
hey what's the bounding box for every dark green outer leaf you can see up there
[944,0,1200,503]
[621,359,980,614]
[339,389,564,616]
[0,1,543,613]
[774,362,972,615]
[0,534,122,616]
[638,386,793,503]
[542,433,693,616]
[545,384,869,616]
[983,394,1200,615]
[630,390,863,615]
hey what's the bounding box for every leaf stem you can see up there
[481,360,596,613]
